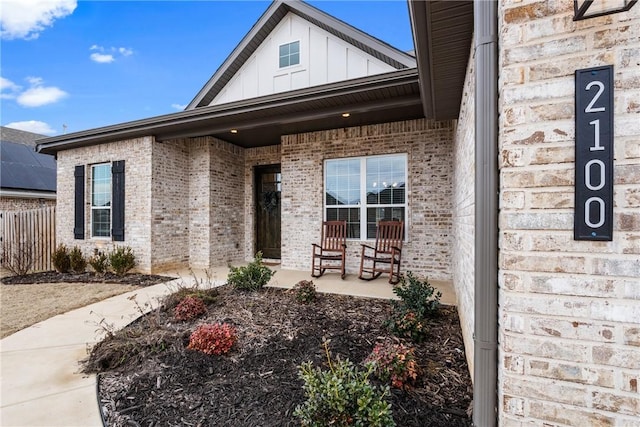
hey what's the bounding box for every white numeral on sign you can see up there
[584,197,605,228]
[585,81,605,113]
[585,159,605,191]
[589,119,604,151]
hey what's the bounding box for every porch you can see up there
[163,264,457,306]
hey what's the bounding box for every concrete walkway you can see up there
[0,267,455,426]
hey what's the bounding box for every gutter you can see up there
[0,189,56,200]
[473,1,499,426]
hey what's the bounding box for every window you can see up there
[91,164,111,237]
[279,41,300,68]
[325,154,407,239]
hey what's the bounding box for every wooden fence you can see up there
[0,206,56,273]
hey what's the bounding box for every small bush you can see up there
[227,252,274,291]
[365,340,418,389]
[109,246,136,276]
[173,296,207,321]
[2,241,34,276]
[294,350,395,427]
[164,286,218,311]
[89,249,109,274]
[293,280,316,304]
[386,272,441,343]
[52,244,71,273]
[392,272,441,319]
[69,246,87,273]
[187,323,237,355]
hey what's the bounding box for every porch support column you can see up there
[473,0,499,426]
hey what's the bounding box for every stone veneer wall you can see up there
[0,197,55,211]
[280,119,454,279]
[55,137,154,271]
[498,2,640,425]
[452,46,476,376]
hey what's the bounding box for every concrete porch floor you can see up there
[163,264,457,306]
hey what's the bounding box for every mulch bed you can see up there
[84,285,473,426]
[0,271,173,287]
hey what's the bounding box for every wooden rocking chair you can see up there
[358,220,404,284]
[311,220,347,279]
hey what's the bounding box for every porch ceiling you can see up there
[409,0,474,120]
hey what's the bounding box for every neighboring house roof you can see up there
[37,0,474,155]
[1,127,56,197]
[187,0,417,109]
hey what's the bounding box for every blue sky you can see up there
[0,1,414,136]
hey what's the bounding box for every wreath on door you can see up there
[260,190,279,214]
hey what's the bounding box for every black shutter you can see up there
[74,165,85,239]
[111,160,125,241]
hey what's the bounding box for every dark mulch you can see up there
[0,271,174,287]
[84,285,473,426]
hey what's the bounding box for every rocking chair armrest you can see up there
[311,243,322,249]
[391,245,402,253]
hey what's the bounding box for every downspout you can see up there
[473,1,499,426]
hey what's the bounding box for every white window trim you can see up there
[278,40,301,69]
[90,163,112,239]
[324,153,408,241]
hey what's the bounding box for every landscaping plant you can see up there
[294,342,395,427]
[109,246,136,276]
[227,252,274,291]
[293,280,317,304]
[187,323,237,355]
[88,249,109,274]
[365,339,418,389]
[173,295,207,321]
[385,272,441,343]
[1,241,35,276]
[69,246,87,273]
[51,244,71,273]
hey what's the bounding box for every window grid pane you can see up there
[279,41,300,68]
[91,164,111,237]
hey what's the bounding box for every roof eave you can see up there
[408,0,435,119]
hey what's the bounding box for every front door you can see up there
[255,165,281,259]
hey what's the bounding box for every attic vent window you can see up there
[279,41,300,68]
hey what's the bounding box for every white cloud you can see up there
[0,0,77,40]
[171,103,187,111]
[89,45,133,63]
[5,120,57,135]
[16,77,68,107]
[0,77,22,99]
[90,52,115,63]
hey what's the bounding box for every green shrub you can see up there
[109,246,136,276]
[52,244,71,273]
[173,296,207,321]
[89,249,109,274]
[293,280,317,304]
[227,252,274,291]
[187,323,237,355]
[365,340,418,390]
[69,246,87,273]
[392,272,441,319]
[294,350,395,427]
[385,272,441,343]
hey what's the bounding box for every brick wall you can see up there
[281,119,455,280]
[452,46,476,376]
[0,197,55,211]
[498,2,640,425]
[55,137,154,272]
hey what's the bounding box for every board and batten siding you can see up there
[210,12,397,105]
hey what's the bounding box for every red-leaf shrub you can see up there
[173,296,207,321]
[365,340,418,389]
[187,323,237,355]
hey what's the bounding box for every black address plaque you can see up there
[575,65,614,241]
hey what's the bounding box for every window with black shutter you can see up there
[111,160,125,241]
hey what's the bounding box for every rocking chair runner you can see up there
[358,220,404,284]
[311,220,347,279]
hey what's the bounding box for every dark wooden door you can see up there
[255,165,281,259]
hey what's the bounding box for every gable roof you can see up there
[187,0,417,109]
[1,127,56,195]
